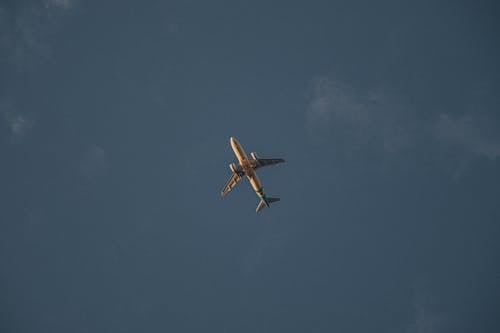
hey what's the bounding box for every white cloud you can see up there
[406,286,447,333]
[306,77,418,152]
[306,77,500,178]
[433,113,500,160]
[44,0,76,10]
[2,104,35,144]
[0,1,76,66]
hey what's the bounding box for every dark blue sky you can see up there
[1,1,499,332]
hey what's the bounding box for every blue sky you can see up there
[1,1,499,332]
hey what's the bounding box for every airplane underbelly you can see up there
[248,173,263,193]
[231,140,247,163]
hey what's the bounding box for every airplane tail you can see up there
[256,197,280,213]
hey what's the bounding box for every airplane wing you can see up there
[221,172,243,197]
[252,158,285,169]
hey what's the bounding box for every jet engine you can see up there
[250,152,258,160]
[229,163,238,173]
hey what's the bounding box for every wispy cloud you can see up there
[306,77,500,176]
[406,286,447,333]
[433,113,500,160]
[44,0,77,10]
[306,77,418,152]
[2,103,35,144]
[0,1,76,66]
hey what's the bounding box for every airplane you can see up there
[221,137,285,212]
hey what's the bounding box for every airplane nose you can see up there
[230,137,236,143]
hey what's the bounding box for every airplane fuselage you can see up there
[230,137,267,204]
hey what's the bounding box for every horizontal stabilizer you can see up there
[256,197,280,213]
[267,197,280,203]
